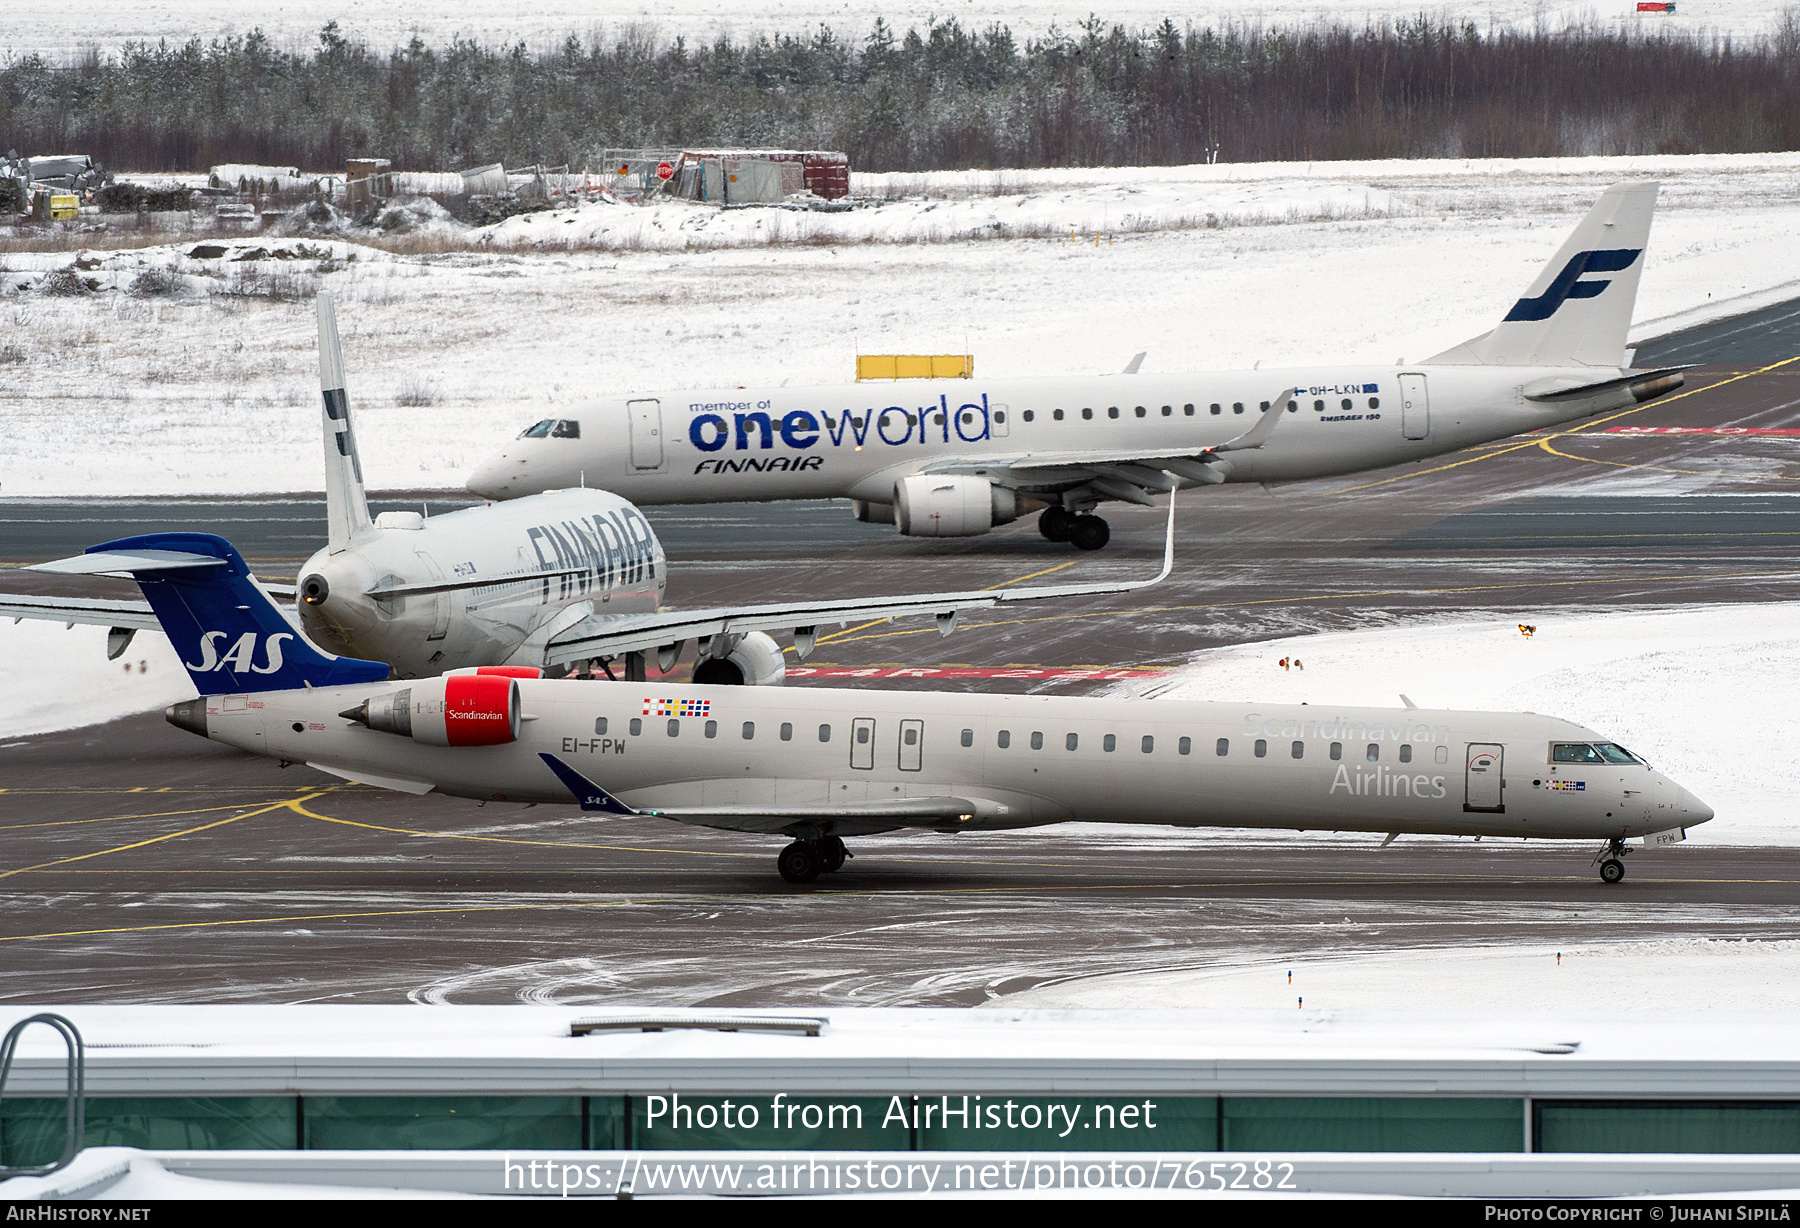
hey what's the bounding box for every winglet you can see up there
[538,753,641,815]
[1209,388,1294,453]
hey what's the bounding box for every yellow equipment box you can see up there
[46,192,79,220]
[856,354,973,381]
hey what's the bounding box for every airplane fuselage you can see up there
[184,679,1710,842]
[466,364,1647,507]
[295,489,665,678]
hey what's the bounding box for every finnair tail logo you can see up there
[1504,248,1643,322]
[183,631,295,674]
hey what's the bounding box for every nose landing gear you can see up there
[1594,838,1629,884]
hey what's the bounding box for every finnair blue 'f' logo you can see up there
[1504,249,1643,322]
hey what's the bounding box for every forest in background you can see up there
[3,15,1799,173]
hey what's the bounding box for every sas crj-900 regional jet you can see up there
[467,182,1685,550]
[59,528,1713,885]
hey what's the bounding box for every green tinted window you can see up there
[1223,1098,1522,1152]
[918,1096,1216,1152]
[1538,1102,1800,1153]
[634,1095,901,1151]
[1,1097,294,1167]
[302,1096,581,1150]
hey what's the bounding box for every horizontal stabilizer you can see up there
[28,549,225,577]
[0,594,161,631]
[1521,365,1688,403]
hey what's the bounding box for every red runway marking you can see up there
[1604,426,1800,437]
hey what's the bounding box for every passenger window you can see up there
[818,724,831,743]
[959,412,972,425]
[1341,398,1353,411]
[1141,735,1154,753]
[1233,402,1245,414]
[1254,739,1267,758]
[1053,409,1064,421]
[856,725,871,744]
[1103,734,1116,752]
[1291,741,1304,759]
[1108,406,1120,419]
[704,720,717,739]
[594,717,608,735]
[629,717,642,736]
[1178,736,1191,755]
[1369,397,1380,409]
[1286,400,1298,412]
[520,419,555,438]
[1161,405,1172,417]
[743,722,755,740]
[997,730,1011,749]
[1366,744,1379,761]
[1081,407,1093,420]
[994,411,1006,424]
[1022,410,1034,423]
[1552,743,1606,764]
[780,722,793,741]
[1030,731,1044,750]
[1330,742,1342,760]
[1133,406,1145,418]
[1065,732,1078,751]
[1184,403,1195,415]
[1210,403,1221,415]
[1399,744,1412,763]
[1435,745,1448,764]
[667,719,679,737]
[551,419,581,438]
[905,727,918,746]
[1312,400,1324,412]
[960,729,974,747]
[1216,738,1229,756]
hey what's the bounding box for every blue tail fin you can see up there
[88,533,390,695]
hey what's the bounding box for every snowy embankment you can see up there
[1134,601,1800,846]
[0,623,192,740]
[994,937,1800,1011]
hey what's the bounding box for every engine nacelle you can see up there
[894,474,1019,538]
[692,631,786,686]
[344,673,521,746]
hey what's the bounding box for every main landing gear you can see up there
[777,835,850,884]
[1595,838,1629,884]
[1038,507,1111,551]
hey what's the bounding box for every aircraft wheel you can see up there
[1039,507,1076,542]
[777,841,821,884]
[1599,858,1625,884]
[1068,515,1111,551]
[819,835,848,873]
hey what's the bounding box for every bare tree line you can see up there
[3,14,1797,173]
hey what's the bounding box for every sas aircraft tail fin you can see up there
[30,533,391,696]
[318,293,373,552]
[1425,182,1658,369]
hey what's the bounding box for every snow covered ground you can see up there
[993,937,1800,1010]
[0,622,192,740]
[1134,601,1800,847]
[6,0,1791,62]
[3,152,1797,497]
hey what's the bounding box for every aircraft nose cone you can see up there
[1686,790,1715,825]
[466,454,515,499]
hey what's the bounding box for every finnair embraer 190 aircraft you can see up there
[57,530,1712,884]
[467,182,1685,549]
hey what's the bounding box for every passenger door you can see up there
[850,717,876,770]
[1464,743,1504,813]
[1399,373,1430,441]
[628,399,665,471]
[412,550,451,641]
[898,719,924,772]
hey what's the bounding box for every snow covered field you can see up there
[994,937,1800,1010]
[6,0,1792,61]
[3,152,1798,498]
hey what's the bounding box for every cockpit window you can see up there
[551,419,580,439]
[520,419,556,438]
[1594,743,1642,764]
[1552,743,1608,764]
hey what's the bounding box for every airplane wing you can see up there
[538,753,990,834]
[0,593,163,632]
[920,388,1295,506]
[538,485,1179,668]
[4,551,303,644]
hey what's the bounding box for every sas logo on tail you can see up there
[183,631,295,675]
[1504,248,1643,322]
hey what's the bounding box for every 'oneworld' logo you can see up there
[183,631,295,675]
[1504,248,1643,322]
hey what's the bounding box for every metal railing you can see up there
[0,1013,85,1178]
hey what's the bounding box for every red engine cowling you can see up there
[350,674,521,746]
[447,666,544,680]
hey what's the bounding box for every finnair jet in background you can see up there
[52,530,1712,885]
[8,298,1173,683]
[468,182,1684,549]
